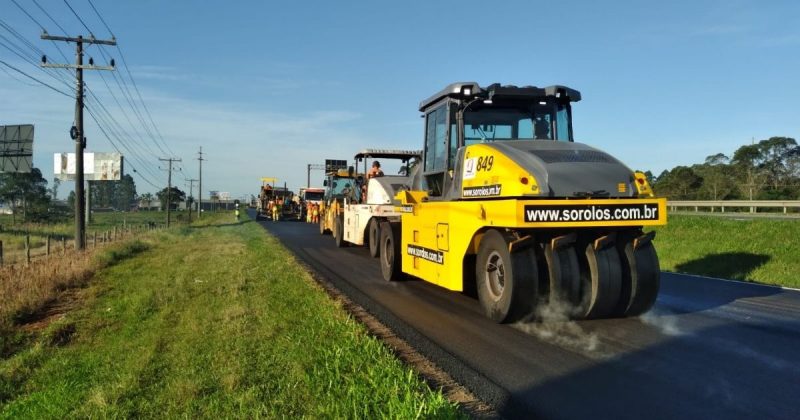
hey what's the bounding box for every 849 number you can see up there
[476,156,494,171]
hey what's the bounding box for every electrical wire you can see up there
[62,0,93,36]
[86,0,114,38]
[0,58,71,97]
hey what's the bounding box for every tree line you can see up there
[651,136,800,200]
[0,170,142,223]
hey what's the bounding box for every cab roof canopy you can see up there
[418,82,582,112]
[354,148,422,161]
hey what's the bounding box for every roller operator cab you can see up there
[380,82,667,322]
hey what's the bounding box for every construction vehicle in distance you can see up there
[378,82,667,322]
[319,159,359,235]
[256,177,294,220]
[299,187,325,221]
[335,149,421,255]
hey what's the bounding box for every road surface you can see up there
[256,215,800,419]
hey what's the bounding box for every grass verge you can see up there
[0,214,461,418]
[654,215,800,288]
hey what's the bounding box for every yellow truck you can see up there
[378,82,667,322]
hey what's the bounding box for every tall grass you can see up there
[0,214,462,418]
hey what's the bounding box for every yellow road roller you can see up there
[378,82,667,322]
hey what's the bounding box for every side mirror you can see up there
[323,180,328,187]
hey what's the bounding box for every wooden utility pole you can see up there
[186,178,198,222]
[197,147,204,218]
[42,32,116,250]
[159,158,182,227]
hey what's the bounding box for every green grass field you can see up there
[654,215,800,288]
[0,214,460,418]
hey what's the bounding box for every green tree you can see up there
[694,154,736,200]
[653,166,702,199]
[139,192,155,210]
[156,187,186,210]
[67,190,76,210]
[0,168,51,223]
[51,178,61,200]
[113,174,137,210]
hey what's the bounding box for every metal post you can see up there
[47,235,51,256]
[25,234,30,265]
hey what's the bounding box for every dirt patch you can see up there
[18,288,84,332]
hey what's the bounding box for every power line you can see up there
[84,105,161,189]
[10,0,44,31]
[62,0,94,36]
[0,58,71,96]
[76,0,175,157]
[87,0,114,37]
[31,0,70,35]
[0,28,73,90]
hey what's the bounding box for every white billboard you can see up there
[54,152,123,181]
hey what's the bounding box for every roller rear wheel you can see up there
[476,230,538,323]
[334,215,347,247]
[319,216,328,235]
[368,218,380,258]
[615,232,660,317]
[380,222,403,281]
[577,236,622,319]
[544,242,581,308]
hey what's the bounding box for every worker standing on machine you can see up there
[362,160,384,202]
[272,200,279,221]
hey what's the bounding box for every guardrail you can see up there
[668,200,800,214]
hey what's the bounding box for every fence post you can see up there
[47,235,51,256]
[0,240,3,267]
[25,234,31,266]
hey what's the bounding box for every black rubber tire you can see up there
[577,240,622,319]
[379,221,403,281]
[319,215,328,235]
[334,215,347,247]
[368,218,380,258]
[614,236,660,317]
[544,243,581,308]
[475,230,538,323]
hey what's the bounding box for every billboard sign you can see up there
[0,124,34,173]
[325,159,347,172]
[54,152,123,181]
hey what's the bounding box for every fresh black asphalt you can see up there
[254,214,800,420]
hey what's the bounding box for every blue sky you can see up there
[1,0,799,199]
